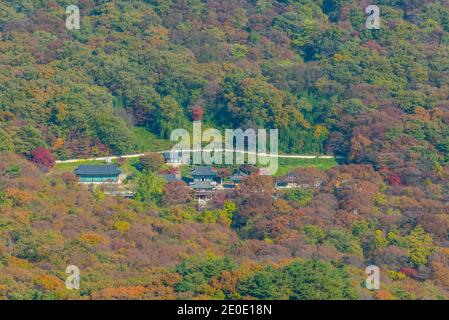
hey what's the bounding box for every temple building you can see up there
[190,166,217,183]
[189,166,218,204]
[74,164,121,184]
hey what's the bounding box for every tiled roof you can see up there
[190,166,216,177]
[190,181,214,190]
[74,164,121,176]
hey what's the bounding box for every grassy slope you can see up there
[132,127,173,152]
[273,158,338,176]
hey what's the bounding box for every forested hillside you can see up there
[0,0,449,300]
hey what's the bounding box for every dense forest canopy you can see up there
[1,0,448,160]
[0,0,448,300]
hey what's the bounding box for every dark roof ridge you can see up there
[74,164,121,176]
[190,165,217,176]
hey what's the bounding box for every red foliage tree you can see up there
[388,173,401,186]
[191,106,204,121]
[31,147,55,169]
[166,167,179,175]
[399,267,420,280]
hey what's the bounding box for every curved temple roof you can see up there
[190,166,217,177]
[74,164,121,176]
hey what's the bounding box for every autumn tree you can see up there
[138,153,165,172]
[30,147,55,169]
[163,181,194,206]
